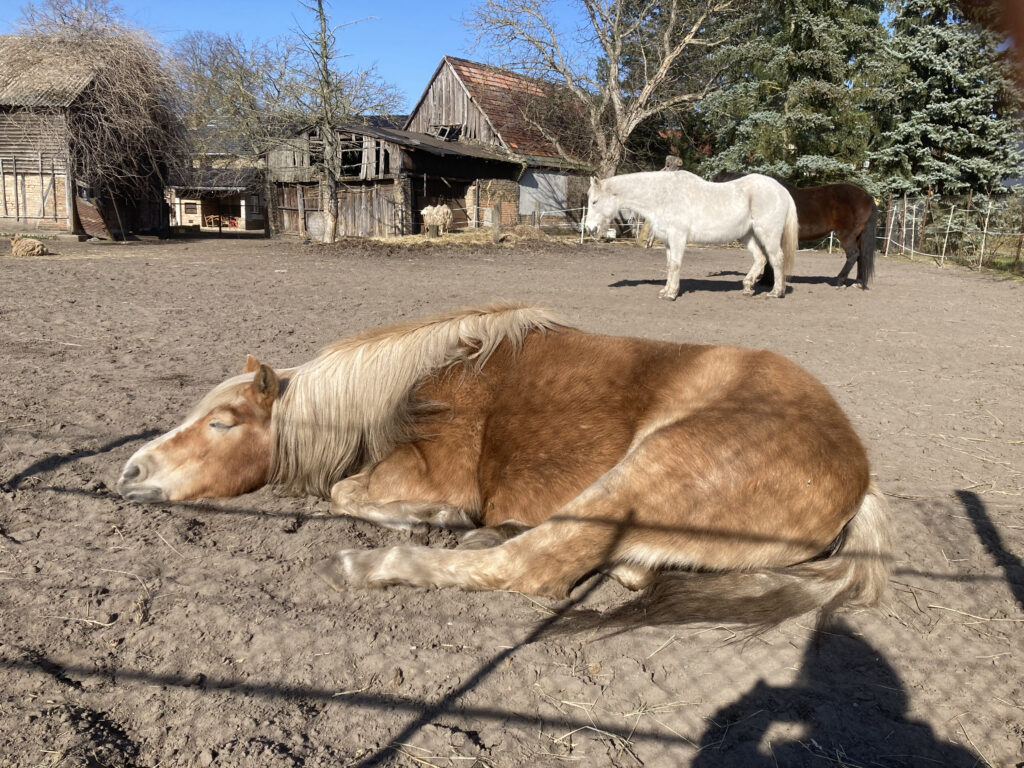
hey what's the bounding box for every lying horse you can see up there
[585,171,798,300]
[715,172,877,288]
[118,304,889,631]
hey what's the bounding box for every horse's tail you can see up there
[859,203,878,287]
[782,195,798,276]
[557,484,891,635]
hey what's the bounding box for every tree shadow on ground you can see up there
[957,489,1024,612]
[693,619,981,767]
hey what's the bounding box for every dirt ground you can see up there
[1,232,1022,768]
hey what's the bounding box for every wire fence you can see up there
[879,192,1024,272]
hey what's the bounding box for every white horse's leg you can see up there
[765,241,788,298]
[659,234,687,300]
[329,473,475,531]
[741,235,767,295]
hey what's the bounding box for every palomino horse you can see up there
[585,171,799,300]
[715,172,877,288]
[118,304,890,631]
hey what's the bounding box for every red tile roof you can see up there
[444,56,569,160]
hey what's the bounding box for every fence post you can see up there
[902,194,908,254]
[908,197,915,256]
[978,200,993,268]
[491,200,501,244]
[1013,202,1024,274]
[884,192,894,255]
[941,204,956,264]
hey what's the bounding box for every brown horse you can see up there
[118,304,890,631]
[715,172,877,288]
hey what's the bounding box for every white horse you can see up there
[585,171,799,300]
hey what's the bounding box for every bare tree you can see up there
[468,0,737,177]
[290,0,404,242]
[174,32,302,165]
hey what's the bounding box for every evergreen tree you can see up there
[698,0,885,186]
[870,0,1023,196]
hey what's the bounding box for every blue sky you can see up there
[0,0,488,111]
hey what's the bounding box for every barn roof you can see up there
[405,56,588,170]
[0,36,98,108]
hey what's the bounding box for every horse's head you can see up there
[117,355,280,503]
[584,177,617,238]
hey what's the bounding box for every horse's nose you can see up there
[117,457,151,492]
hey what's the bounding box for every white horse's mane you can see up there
[268,303,567,497]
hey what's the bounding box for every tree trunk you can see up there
[322,175,338,243]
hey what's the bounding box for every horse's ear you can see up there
[589,176,599,190]
[243,354,260,374]
[250,364,279,410]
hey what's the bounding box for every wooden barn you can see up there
[0,36,167,239]
[266,56,591,238]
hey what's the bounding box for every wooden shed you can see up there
[266,57,591,239]
[266,122,524,237]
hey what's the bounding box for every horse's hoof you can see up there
[314,549,375,591]
[767,290,785,298]
[658,291,677,302]
[741,288,755,296]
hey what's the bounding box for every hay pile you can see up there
[376,225,575,249]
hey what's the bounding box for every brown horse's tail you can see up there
[859,203,878,287]
[556,485,891,635]
[782,195,798,277]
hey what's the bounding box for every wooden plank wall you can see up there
[406,65,496,145]
[0,110,68,166]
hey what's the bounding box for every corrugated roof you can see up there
[443,56,569,160]
[0,36,97,108]
[344,121,518,164]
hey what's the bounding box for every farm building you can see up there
[166,167,265,234]
[166,124,266,234]
[0,35,171,239]
[266,56,591,237]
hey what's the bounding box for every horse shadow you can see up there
[693,619,981,767]
[608,276,785,294]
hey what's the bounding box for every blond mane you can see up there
[268,303,567,497]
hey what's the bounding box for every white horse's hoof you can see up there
[658,289,677,301]
[767,290,785,298]
[741,287,755,296]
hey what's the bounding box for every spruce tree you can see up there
[699,0,885,186]
[870,0,1023,196]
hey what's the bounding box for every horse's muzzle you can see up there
[118,485,168,504]
[117,459,167,503]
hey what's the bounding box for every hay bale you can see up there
[10,235,49,257]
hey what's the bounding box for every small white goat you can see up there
[420,203,453,234]
[10,234,49,257]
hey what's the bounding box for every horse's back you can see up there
[406,328,868,532]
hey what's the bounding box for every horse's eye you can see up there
[209,420,233,431]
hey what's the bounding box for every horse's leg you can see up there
[741,235,768,295]
[329,472,475,532]
[459,520,531,550]
[659,233,687,300]
[317,479,636,598]
[834,233,859,287]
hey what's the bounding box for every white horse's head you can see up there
[584,177,617,238]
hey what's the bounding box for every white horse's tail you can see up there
[553,484,891,635]
[782,195,798,275]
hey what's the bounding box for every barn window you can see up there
[184,202,197,214]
